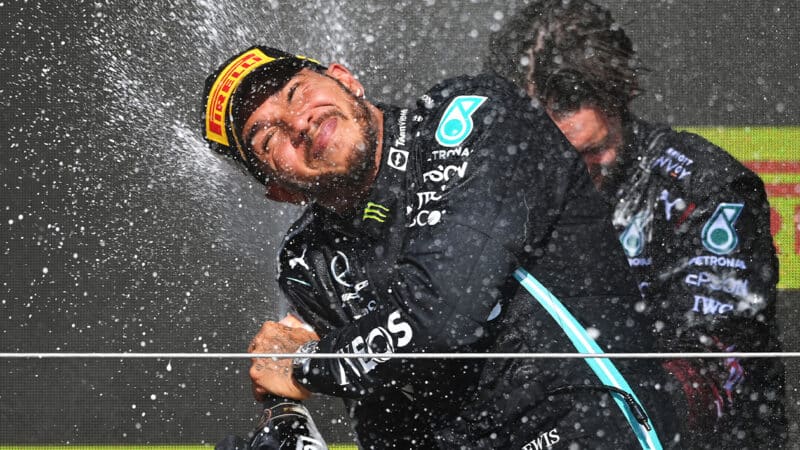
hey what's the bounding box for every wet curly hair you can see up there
[486,0,642,118]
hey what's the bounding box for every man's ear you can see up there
[325,63,364,97]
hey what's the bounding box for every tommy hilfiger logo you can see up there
[363,202,390,222]
[387,147,409,171]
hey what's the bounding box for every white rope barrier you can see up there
[1,352,799,359]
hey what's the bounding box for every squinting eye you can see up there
[262,130,277,153]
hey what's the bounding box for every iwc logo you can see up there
[701,203,743,255]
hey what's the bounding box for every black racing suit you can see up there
[281,75,681,449]
[599,118,787,448]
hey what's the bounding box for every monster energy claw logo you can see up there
[702,203,744,255]
[620,211,648,258]
[435,95,488,147]
[363,202,390,223]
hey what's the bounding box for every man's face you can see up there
[548,105,623,189]
[240,67,379,200]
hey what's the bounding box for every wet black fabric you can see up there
[600,119,788,448]
[215,434,250,450]
[279,75,681,448]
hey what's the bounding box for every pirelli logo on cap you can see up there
[205,48,274,147]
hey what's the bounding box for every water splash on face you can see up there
[1,1,524,441]
[91,1,383,338]
[85,0,368,247]
[1,1,378,354]
[2,0,536,359]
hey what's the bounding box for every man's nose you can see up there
[286,109,311,145]
[284,102,317,132]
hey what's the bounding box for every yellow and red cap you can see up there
[202,46,324,182]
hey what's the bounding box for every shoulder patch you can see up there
[701,203,744,255]
[435,95,488,147]
[619,210,650,258]
[650,146,694,181]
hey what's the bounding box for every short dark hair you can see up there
[486,0,641,117]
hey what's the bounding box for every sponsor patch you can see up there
[701,203,744,255]
[415,191,442,209]
[331,310,413,386]
[659,189,686,222]
[387,147,409,171]
[627,257,653,267]
[329,251,375,319]
[522,428,560,450]
[330,251,353,287]
[422,161,469,184]
[288,245,310,271]
[692,294,735,315]
[430,146,471,161]
[619,211,650,258]
[419,94,435,109]
[408,209,445,228]
[363,202,390,223]
[651,147,694,180]
[687,255,747,269]
[685,271,750,297]
[435,96,487,147]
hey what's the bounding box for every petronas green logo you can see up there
[701,203,743,255]
[619,212,647,258]
[363,202,390,223]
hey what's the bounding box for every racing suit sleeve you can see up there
[651,144,781,423]
[291,86,580,397]
[653,162,779,353]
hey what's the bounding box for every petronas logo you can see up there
[619,212,647,258]
[701,203,743,255]
[363,202,390,223]
[435,95,488,147]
